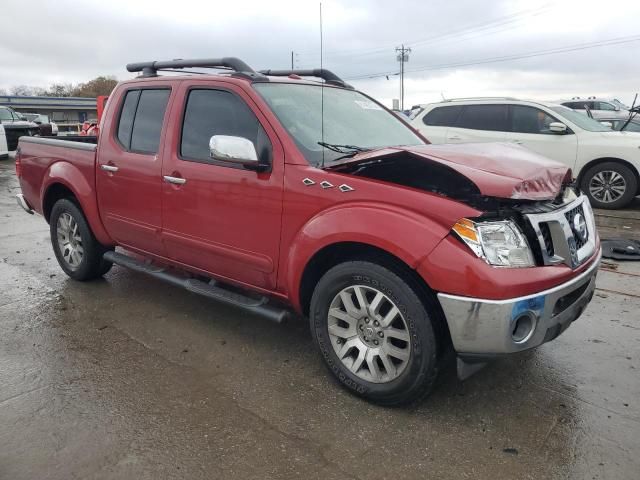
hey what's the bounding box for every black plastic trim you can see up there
[258,69,353,89]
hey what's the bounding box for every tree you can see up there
[7,76,118,98]
[71,76,118,97]
[10,85,35,96]
[44,83,74,97]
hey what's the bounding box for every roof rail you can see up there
[126,57,266,80]
[442,96,519,102]
[258,69,353,89]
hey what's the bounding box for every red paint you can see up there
[16,73,599,314]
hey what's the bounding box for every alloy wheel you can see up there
[56,212,84,269]
[589,170,627,204]
[327,285,412,383]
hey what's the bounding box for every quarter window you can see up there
[116,89,170,154]
[456,105,509,131]
[422,106,463,127]
[180,89,264,163]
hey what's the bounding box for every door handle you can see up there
[513,140,523,145]
[448,135,461,141]
[100,164,119,172]
[163,175,187,185]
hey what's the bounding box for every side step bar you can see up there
[103,251,288,323]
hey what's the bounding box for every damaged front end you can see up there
[325,143,571,206]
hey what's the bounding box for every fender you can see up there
[41,161,114,245]
[285,202,453,312]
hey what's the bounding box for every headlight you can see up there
[452,218,535,268]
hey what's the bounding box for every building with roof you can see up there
[0,95,97,132]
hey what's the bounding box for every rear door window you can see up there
[116,88,170,154]
[456,105,509,131]
[422,106,463,126]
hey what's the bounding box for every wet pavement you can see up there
[1,155,639,480]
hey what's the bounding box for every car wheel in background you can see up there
[581,161,638,209]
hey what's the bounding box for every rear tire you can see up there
[310,261,439,406]
[580,162,637,209]
[50,199,113,281]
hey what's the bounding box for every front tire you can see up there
[50,199,113,281]
[310,261,439,406]
[581,162,637,209]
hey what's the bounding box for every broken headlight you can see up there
[452,218,535,268]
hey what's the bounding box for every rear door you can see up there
[96,86,172,255]
[502,104,578,167]
[160,80,284,291]
[445,104,509,143]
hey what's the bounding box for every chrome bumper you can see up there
[16,194,34,214]
[437,249,601,356]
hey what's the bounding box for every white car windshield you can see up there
[550,106,611,132]
[254,83,425,166]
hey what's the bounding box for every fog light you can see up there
[511,312,537,344]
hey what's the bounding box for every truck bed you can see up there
[17,136,98,216]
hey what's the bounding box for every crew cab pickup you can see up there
[15,57,601,405]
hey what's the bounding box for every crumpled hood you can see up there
[328,142,570,200]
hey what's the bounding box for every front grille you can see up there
[539,222,554,256]
[564,205,587,250]
[524,195,596,268]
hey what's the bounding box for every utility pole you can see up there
[395,45,411,110]
[291,50,294,69]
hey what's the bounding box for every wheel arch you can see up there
[41,161,113,245]
[298,241,452,352]
[577,157,640,194]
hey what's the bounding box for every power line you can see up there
[296,3,553,59]
[344,34,640,81]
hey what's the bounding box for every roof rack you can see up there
[258,69,353,89]
[126,57,266,80]
[442,96,519,102]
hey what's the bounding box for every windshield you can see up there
[254,83,424,165]
[550,106,611,132]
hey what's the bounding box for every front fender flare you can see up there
[284,203,450,311]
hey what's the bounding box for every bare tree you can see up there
[10,85,35,96]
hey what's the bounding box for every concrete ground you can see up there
[1,155,638,480]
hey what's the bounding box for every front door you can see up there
[160,82,284,290]
[96,86,172,255]
[503,105,578,167]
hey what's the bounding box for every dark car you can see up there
[22,113,59,136]
[0,106,40,150]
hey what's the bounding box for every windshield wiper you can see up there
[317,142,371,163]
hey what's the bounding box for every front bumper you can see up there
[437,249,601,356]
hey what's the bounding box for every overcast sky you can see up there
[1,0,639,107]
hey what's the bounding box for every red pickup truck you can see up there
[15,57,601,405]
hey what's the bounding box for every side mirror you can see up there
[549,122,568,134]
[209,135,258,167]
[599,121,613,129]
